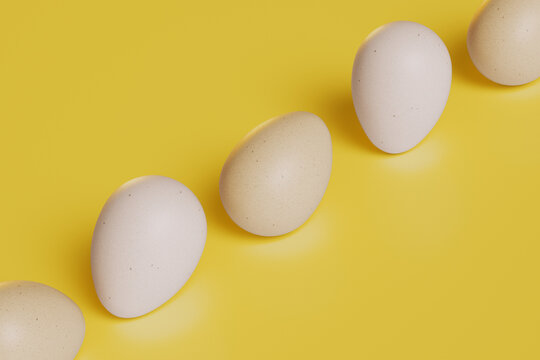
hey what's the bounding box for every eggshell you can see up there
[91,175,206,318]
[0,281,85,360]
[351,21,452,154]
[219,111,332,236]
[467,0,540,85]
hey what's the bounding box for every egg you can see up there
[91,175,206,318]
[219,111,332,236]
[0,281,85,360]
[351,21,452,154]
[467,0,540,85]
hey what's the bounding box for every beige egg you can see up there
[0,281,85,360]
[219,111,332,237]
[467,0,540,85]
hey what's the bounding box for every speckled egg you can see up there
[91,175,207,318]
[219,111,332,237]
[467,0,540,86]
[352,21,452,154]
[0,281,85,360]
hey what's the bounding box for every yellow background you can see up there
[1,0,539,358]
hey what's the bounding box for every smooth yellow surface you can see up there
[0,0,539,358]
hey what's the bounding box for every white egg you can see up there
[0,281,85,360]
[91,175,207,318]
[352,21,452,154]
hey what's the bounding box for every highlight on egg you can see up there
[351,21,452,154]
[91,175,207,318]
[219,111,332,237]
[0,281,85,360]
[467,0,540,86]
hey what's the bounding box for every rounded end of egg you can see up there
[219,111,332,237]
[0,281,85,360]
[467,0,540,86]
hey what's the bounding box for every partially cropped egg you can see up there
[220,111,332,236]
[468,0,540,85]
[0,281,85,360]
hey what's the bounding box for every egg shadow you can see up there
[196,169,252,241]
[316,87,386,157]
[446,29,504,89]
[64,227,118,320]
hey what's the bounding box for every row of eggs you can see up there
[2,0,539,358]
